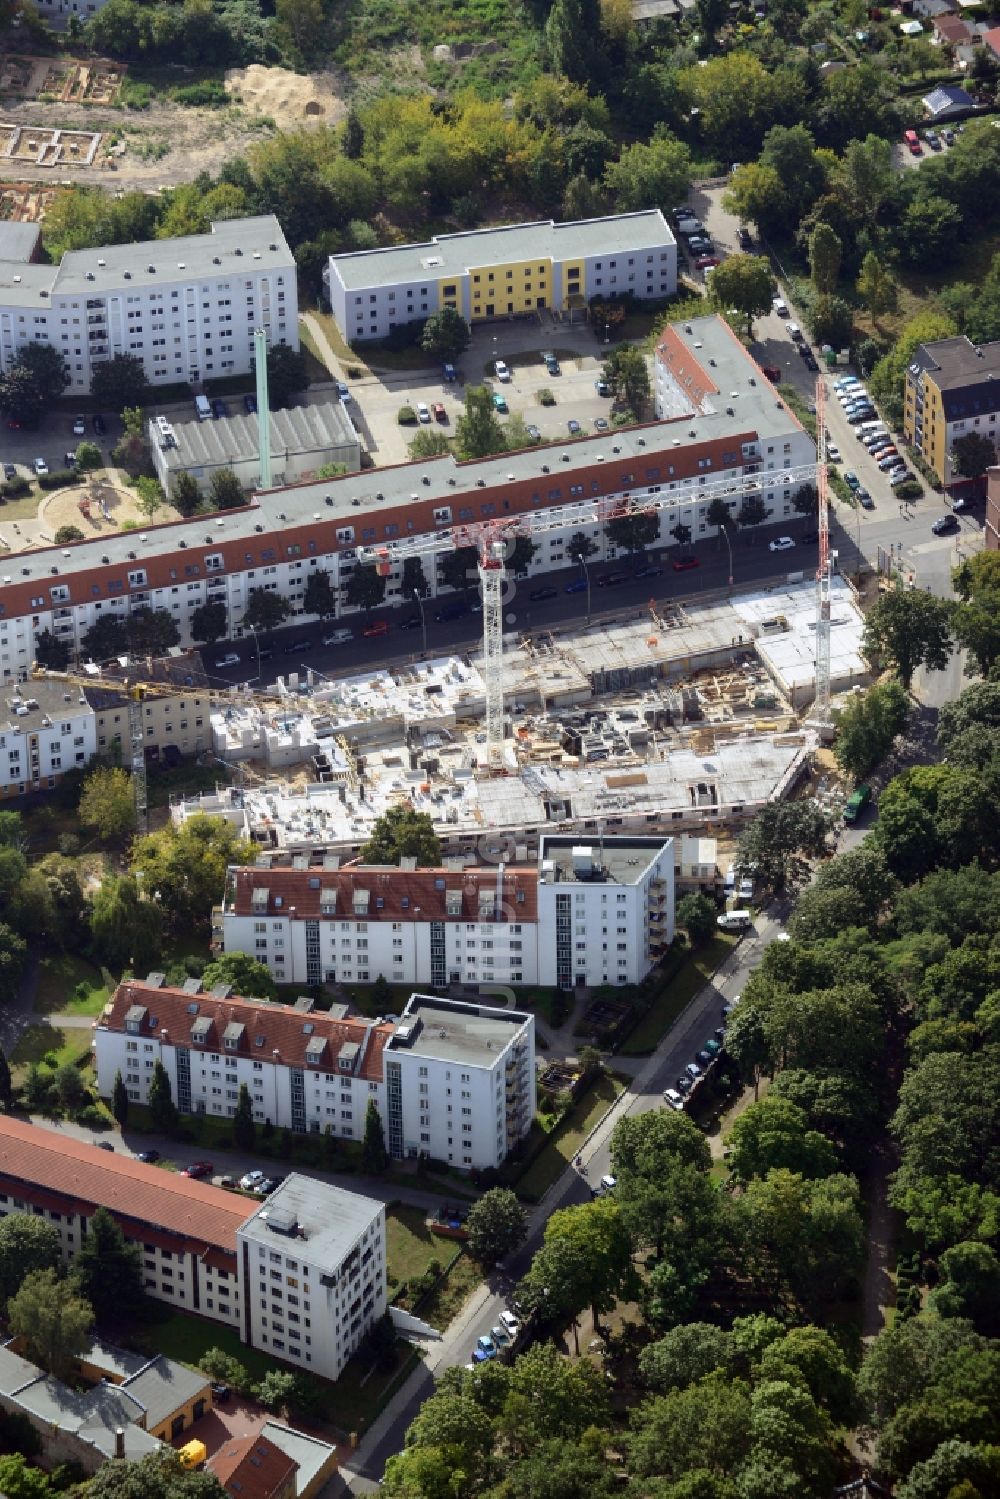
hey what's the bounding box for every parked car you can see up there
[594,416,609,431]
[769,536,795,552]
[494,359,511,382]
[95,1140,114,1152]
[363,619,390,637]
[435,602,468,622]
[737,226,753,249]
[925,129,942,150]
[761,365,781,382]
[72,414,86,436]
[336,381,351,401]
[3,463,16,480]
[472,1345,496,1363]
[942,127,955,145]
[594,377,611,396]
[244,393,257,414]
[826,444,842,464]
[803,351,819,372]
[33,458,48,476]
[596,571,629,587]
[526,424,541,441]
[322,628,353,646]
[858,488,875,509]
[240,1170,266,1190]
[282,639,311,654]
[889,469,913,488]
[432,402,447,423]
[213,652,240,668]
[844,471,860,491]
[416,402,431,423]
[663,1087,685,1111]
[92,413,107,436]
[633,565,663,580]
[565,578,588,594]
[786,322,803,342]
[684,1062,703,1081]
[442,362,457,382]
[878,452,902,471]
[64,451,78,468]
[695,1049,713,1067]
[492,392,508,413]
[932,514,959,535]
[738,876,754,899]
[773,296,789,316]
[211,1384,231,1402]
[676,1074,693,1094]
[182,1161,214,1178]
[696,254,721,270]
[136,1150,160,1164]
[499,1310,520,1336]
[529,586,558,602]
[591,1173,617,1199]
[542,352,560,375]
[567,418,581,435]
[255,1177,280,1195]
[491,1324,511,1346]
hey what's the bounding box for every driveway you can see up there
[170,1393,267,1461]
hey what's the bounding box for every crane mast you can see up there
[814,378,832,724]
[479,540,507,769]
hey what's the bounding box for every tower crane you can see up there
[357,454,819,770]
[813,378,833,725]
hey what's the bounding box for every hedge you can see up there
[38,470,81,491]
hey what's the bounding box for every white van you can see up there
[858,421,887,442]
[717,909,753,933]
[194,394,212,421]
[321,627,353,646]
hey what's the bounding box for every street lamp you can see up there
[719,524,734,591]
[412,588,427,657]
[246,622,262,682]
[575,552,592,626]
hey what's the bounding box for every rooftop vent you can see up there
[97,258,106,267]
[235,248,243,256]
[213,256,221,265]
[124,271,131,279]
[147,265,155,273]
[86,271,94,281]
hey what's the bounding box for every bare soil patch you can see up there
[224,64,348,126]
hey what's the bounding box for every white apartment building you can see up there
[238,1175,386,1380]
[382,994,535,1170]
[0,217,296,396]
[326,210,677,343]
[93,978,536,1172]
[536,835,675,988]
[0,315,812,681]
[218,836,675,991]
[0,677,97,797]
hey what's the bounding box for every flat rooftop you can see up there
[390,994,529,1065]
[538,834,669,885]
[328,210,674,292]
[154,400,358,477]
[56,216,292,297]
[911,335,1000,389]
[238,1173,382,1264]
[1,677,90,733]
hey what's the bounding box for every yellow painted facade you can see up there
[905,370,947,481]
[468,256,553,319]
[561,257,585,307]
[148,1382,212,1443]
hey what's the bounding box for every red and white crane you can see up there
[813,378,832,723]
[358,453,819,770]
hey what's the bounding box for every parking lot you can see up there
[1,407,124,481]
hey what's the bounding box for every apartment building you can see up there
[0,217,296,396]
[0,676,96,797]
[325,211,676,343]
[218,835,674,990]
[237,1176,385,1379]
[903,335,1000,488]
[0,1116,386,1383]
[383,994,534,1170]
[986,463,999,551]
[93,979,536,1172]
[0,317,812,679]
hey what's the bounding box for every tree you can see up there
[172,472,203,518]
[737,1170,865,1305]
[85,1447,229,1499]
[421,307,471,361]
[609,1110,720,1288]
[33,629,70,670]
[862,589,954,690]
[856,250,899,322]
[639,1323,734,1392]
[708,255,775,337]
[724,162,788,236]
[71,1205,144,1324]
[208,468,245,511]
[523,1198,634,1337]
[55,1061,87,1114]
[276,0,324,56]
[402,556,429,599]
[737,494,768,537]
[78,766,136,843]
[129,607,181,655]
[951,431,996,482]
[456,386,507,460]
[0,923,26,1008]
[938,679,1000,769]
[90,353,150,412]
[54,524,85,544]
[438,545,480,596]
[241,588,290,635]
[834,679,909,780]
[951,552,1000,678]
[254,1367,298,1413]
[465,1188,527,1265]
[131,814,252,929]
[112,1069,129,1127]
[808,223,842,296]
[233,1083,256,1151]
[361,1099,388,1173]
[8,1268,91,1380]
[147,1059,179,1134]
[191,601,228,646]
[89,874,162,972]
[601,344,650,413]
[839,134,894,220]
[0,1045,10,1113]
[737,798,830,892]
[603,134,692,213]
[201,951,277,1000]
[676,892,717,947]
[606,510,659,555]
[408,428,451,459]
[265,343,309,409]
[930,1242,1000,1332]
[303,569,337,620]
[345,563,387,614]
[728,1096,839,1182]
[74,440,103,472]
[695,0,727,43]
[808,294,854,350]
[0,343,70,424]
[567,530,599,562]
[0,1214,61,1306]
[361,806,441,866]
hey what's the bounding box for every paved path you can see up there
[301,313,344,380]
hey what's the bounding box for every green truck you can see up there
[843,785,872,824]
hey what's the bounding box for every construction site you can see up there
[166,573,865,859]
[0,55,124,105]
[0,121,102,169]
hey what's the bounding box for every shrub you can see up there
[120,81,153,110]
[895,480,923,501]
[346,365,364,378]
[38,470,80,491]
[398,406,417,425]
[75,1104,107,1128]
[537,389,556,406]
[1,477,30,498]
[171,81,229,106]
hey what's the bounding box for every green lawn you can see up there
[135,1310,275,1385]
[513,1072,627,1203]
[34,954,110,1018]
[11,1022,94,1077]
[386,1201,442,1285]
[620,936,735,1056]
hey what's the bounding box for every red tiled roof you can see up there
[655,324,722,408]
[228,864,539,923]
[934,15,974,41]
[983,24,1000,55]
[208,1435,298,1499]
[0,1117,247,1253]
[103,980,394,1083]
